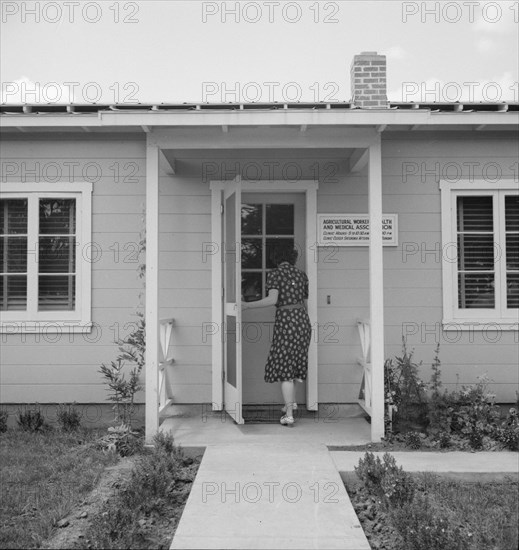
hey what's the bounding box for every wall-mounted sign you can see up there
[317,213,398,246]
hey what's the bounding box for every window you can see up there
[440,180,519,329]
[0,183,92,332]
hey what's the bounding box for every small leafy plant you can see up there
[0,409,8,433]
[355,452,415,508]
[17,406,45,432]
[437,431,451,449]
[98,311,145,455]
[405,431,422,450]
[495,407,519,451]
[449,374,501,449]
[56,403,81,431]
[384,339,428,434]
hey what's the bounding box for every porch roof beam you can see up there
[150,127,379,149]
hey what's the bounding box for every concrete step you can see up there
[170,444,370,550]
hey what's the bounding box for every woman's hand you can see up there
[241,289,279,309]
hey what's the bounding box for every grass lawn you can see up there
[0,428,119,549]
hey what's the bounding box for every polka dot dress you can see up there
[264,262,312,383]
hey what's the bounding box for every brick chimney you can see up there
[350,51,388,109]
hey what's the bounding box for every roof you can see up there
[1,101,518,115]
[1,102,518,135]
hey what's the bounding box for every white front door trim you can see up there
[209,180,319,412]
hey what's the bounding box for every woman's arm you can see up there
[242,289,279,309]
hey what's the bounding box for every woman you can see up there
[242,245,312,427]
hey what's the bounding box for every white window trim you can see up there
[0,182,93,333]
[439,179,519,331]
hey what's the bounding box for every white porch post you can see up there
[145,140,160,444]
[368,137,385,441]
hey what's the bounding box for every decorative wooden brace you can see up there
[159,318,175,414]
[357,319,372,416]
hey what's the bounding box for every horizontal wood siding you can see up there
[1,134,517,406]
[158,155,213,404]
[316,134,518,403]
[0,139,146,403]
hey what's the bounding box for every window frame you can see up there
[0,182,93,333]
[440,179,519,331]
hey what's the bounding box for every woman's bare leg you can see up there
[291,381,297,409]
[281,381,295,417]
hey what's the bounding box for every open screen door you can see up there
[223,179,243,423]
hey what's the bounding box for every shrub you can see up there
[405,431,422,449]
[0,409,8,433]
[449,374,501,448]
[354,452,387,493]
[495,407,519,451]
[17,406,44,432]
[56,403,81,431]
[379,465,415,508]
[384,339,428,434]
[153,430,176,454]
[427,344,453,434]
[355,452,415,508]
[81,434,197,549]
[438,431,451,449]
[96,424,143,457]
[99,311,145,431]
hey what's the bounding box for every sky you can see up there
[1,0,518,104]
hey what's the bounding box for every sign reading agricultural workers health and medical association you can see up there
[317,214,398,246]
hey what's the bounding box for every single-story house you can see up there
[1,52,518,442]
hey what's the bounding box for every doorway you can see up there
[241,193,306,405]
[210,179,319,424]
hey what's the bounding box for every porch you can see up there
[160,404,372,449]
[143,124,387,444]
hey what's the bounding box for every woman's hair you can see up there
[271,244,298,266]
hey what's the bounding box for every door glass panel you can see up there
[242,272,262,302]
[225,192,236,303]
[242,238,262,269]
[242,203,262,235]
[266,238,295,269]
[266,204,294,235]
[241,200,297,300]
[226,314,237,387]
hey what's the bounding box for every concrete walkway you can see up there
[170,443,370,550]
[165,411,518,549]
[331,450,519,476]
